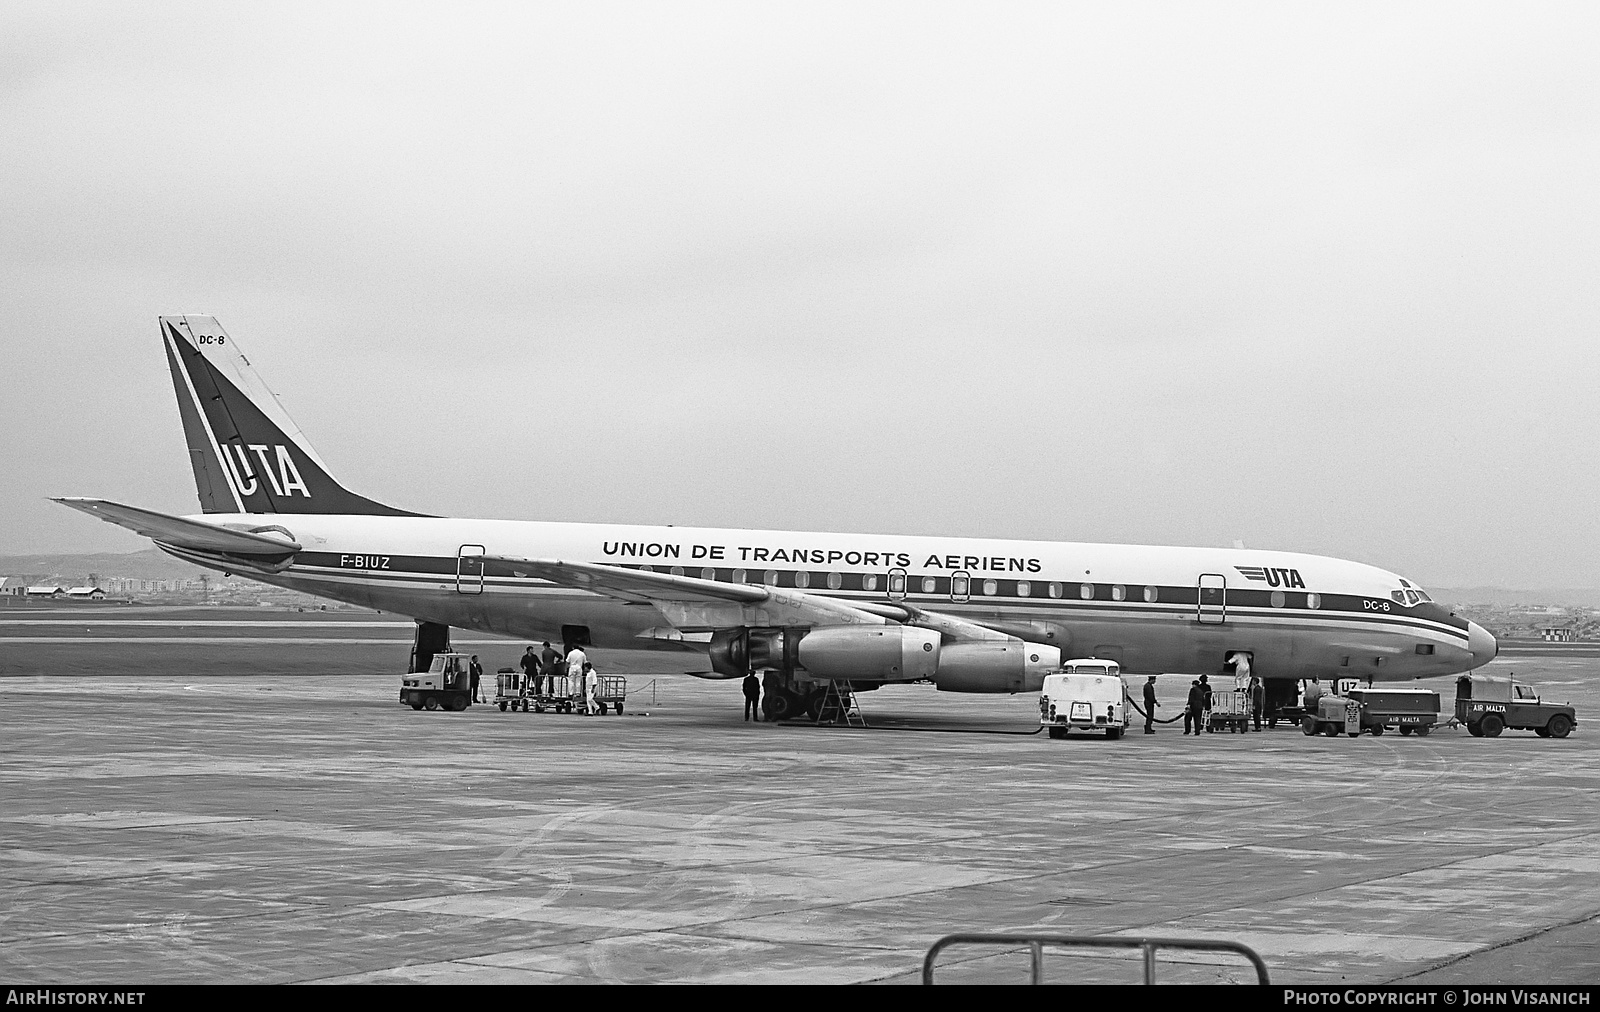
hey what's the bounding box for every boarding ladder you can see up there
[813,680,865,727]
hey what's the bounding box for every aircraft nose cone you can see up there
[1467,621,1498,669]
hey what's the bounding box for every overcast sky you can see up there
[2,2,1597,588]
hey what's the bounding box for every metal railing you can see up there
[922,932,1271,985]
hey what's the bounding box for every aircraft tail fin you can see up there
[160,316,419,516]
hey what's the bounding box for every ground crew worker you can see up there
[1198,674,1214,732]
[583,661,600,715]
[562,644,587,702]
[1303,676,1324,713]
[539,641,561,695]
[742,672,761,722]
[1250,676,1266,731]
[520,646,539,694]
[469,654,483,703]
[565,643,588,684]
[1142,675,1159,734]
[1184,679,1204,736]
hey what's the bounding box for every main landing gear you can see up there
[760,673,871,722]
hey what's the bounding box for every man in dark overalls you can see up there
[539,641,562,695]
[469,654,483,703]
[1198,674,1214,732]
[519,645,539,695]
[1184,679,1204,735]
[1250,676,1266,732]
[1142,675,1160,734]
[742,672,762,722]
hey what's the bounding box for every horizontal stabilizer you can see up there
[51,498,302,555]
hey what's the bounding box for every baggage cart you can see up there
[532,673,581,713]
[493,667,531,712]
[592,674,627,714]
[1206,690,1251,733]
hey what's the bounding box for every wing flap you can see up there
[51,498,302,555]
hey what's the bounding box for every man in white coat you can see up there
[584,661,601,715]
[564,643,587,702]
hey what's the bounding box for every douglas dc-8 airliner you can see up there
[57,316,1495,719]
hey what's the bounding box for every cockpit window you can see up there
[1390,584,1433,607]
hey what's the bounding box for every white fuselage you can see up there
[171,513,1493,683]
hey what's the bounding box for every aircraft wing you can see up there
[489,556,889,631]
[850,600,1015,642]
[51,498,302,555]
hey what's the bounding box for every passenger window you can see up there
[862,573,879,591]
[733,568,747,583]
[921,577,937,594]
[1144,586,1158,603]
[670,566,684,577]
[763,570,778,585]
[1048,582,1062,598]
[1306,593,1320,609]
[701,568,716,581]
[1112,585,1125,602]
[794,571,810,588]
[1270,591,1285,608]
[951,574,969,598]
[888,571,906,596]
[982,579,997,596]
[640,565,653,573]
[1017,581,1031,597]
[827,572,842,590]
[1080,583,1093,600]
[1415,644,1435,655]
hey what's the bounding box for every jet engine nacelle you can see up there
[796,626,941,681]
[707,625,941,681]
[934,640,1060,693]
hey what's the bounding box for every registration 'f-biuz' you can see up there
[58,316,1497,719]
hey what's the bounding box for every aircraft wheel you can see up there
[424,695,440,711]
[764,691,801,721]
[1480,714,1505,738]
[1548,714,1573,739]
[804,693,826,721]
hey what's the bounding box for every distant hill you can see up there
[0,548,210,583]
[1429,588,1600,609]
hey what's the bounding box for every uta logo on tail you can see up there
[223,443,311,498]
